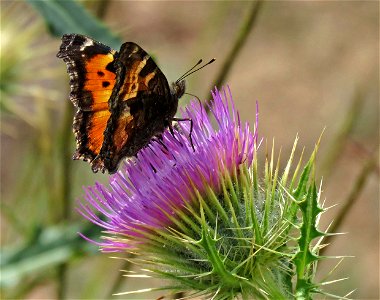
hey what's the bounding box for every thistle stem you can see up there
[206,0,263,107]
[320,151,378,256]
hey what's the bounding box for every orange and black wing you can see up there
[57,34,118,164]
[93,42,177,174]
[58,35,178,174]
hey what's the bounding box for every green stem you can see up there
[94,0,109,19]
[56,99,74,300]
[320,90,363,178]
[106,259,133,296]
[60,101,74,220]
[320,151,378,256]
[206,0,263,105]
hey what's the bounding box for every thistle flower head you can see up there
[79,87,257,251]
[79,87,340,299]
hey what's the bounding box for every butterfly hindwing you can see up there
[94,42,177,173]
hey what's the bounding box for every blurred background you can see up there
[1,1,378,299]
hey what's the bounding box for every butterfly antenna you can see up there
[176,58,215,83]
[176,59,203,83]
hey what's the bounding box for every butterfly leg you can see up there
[149,162,157,173]
[151,135,170,154]
[167,121,176,138]
[167,121,179,143]
[147,136,177,170]
[172,117,195,152]
[156,134,179,165]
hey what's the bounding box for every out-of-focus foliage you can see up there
[27,0,121,48]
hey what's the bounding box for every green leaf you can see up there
[0,222,101,288]
[27,0,121,48]
[293,157,325,298]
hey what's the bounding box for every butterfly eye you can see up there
[172,80,186,99]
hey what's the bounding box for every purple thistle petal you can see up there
[78,86,259,251]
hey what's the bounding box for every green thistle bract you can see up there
[79,87,340,299]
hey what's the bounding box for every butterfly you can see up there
[57,34,214,174]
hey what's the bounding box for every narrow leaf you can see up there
[27,0,121,48]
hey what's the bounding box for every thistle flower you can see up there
[79,87,256,248]
[79,87,344,299]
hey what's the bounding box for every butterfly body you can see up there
[57,34,185,174]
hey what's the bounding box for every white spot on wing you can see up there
[128,45,139,57]
[80,39,94,51]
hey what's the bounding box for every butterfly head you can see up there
[172,58,215,101]
[171,80,186,100]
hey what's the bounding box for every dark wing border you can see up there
[57,34,117,108]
